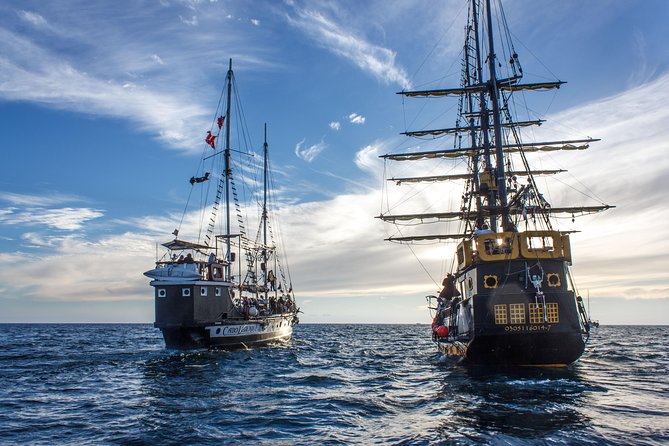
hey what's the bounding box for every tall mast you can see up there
[262,124,269,300]
[484,0,510,231]
[224,58,233,279]
[470,0,494,226]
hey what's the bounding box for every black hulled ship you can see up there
[379,0,611,365]
[144,60,298,349]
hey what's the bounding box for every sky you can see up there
[1,0,668,325]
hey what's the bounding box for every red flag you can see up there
[205,131,216,149]
[217,116,225,129]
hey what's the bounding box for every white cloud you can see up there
[0,232,155,303]
[348,112,366,124]
[17,10,49,28]
[354,142,384,176]
[179,15,198,26]
[329,121,341,131]
[285,7,411,88]
[0,2,284,153]
[0,192,84,207]
[151,54,165,65]
[294,138,326,162]
[0,27,208,149]
[250,18,260,26]
[0,207,104,231]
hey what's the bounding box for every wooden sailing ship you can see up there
[379,0,611,365]
[144,60,298,349]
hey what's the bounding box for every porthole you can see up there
[547,273,561,287]
[157,289,166,298]
[182,288,191,297]
[484,275,499,289]
[215,287,222,297]
[201,286,208,296]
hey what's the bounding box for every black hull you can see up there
[439,332,585,366]
[160,321,294,350]
[151,280,298,350]
[435,256,590,366]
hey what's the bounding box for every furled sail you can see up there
[390,169,566,185]
[381,138,597,161]
[398,81,565,98]
[378,205,612,223]
[402,119,543,138]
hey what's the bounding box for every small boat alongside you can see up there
[145,60,298,349]
[379,0,611,366]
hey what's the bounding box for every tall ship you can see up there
[379,0,611,365]
[144,60,299,349]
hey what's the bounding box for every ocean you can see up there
[0,324,667,445]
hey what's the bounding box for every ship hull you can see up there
[151,280,297,350]
[159,316,295,349]
[438,332,585,366]
[434,257,589,366]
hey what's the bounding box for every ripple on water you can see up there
[0,324,667,445]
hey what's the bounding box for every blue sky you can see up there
[1,0,668,324]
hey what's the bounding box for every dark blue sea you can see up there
[0,324,667,445]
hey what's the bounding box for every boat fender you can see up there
[435,326,449,337]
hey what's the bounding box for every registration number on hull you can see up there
[504,324,552,332]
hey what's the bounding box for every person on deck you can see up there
[439,273,459,300]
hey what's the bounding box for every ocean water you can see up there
[0,324,667,445]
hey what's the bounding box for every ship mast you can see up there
[377,0,612,243]
[483,0,510,232]
[469,0,491,229]
[262,124,269,300]
[224,59,233,280]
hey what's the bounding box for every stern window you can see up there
[509,303,526,324]
[529,303,544,324]
[182,288,191,297]
[494,304,507,324]
[546,303,559,323]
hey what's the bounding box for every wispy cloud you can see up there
[329,121,341,131]
[294,138,326,162]
[0,207,104,231]
[348,112,366,124]
[0,2,280,152]
[284,7,411,88]
[179,15,198,26]
[0,192,84,207]
[0,191,102,231]
[17,10,49,28]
